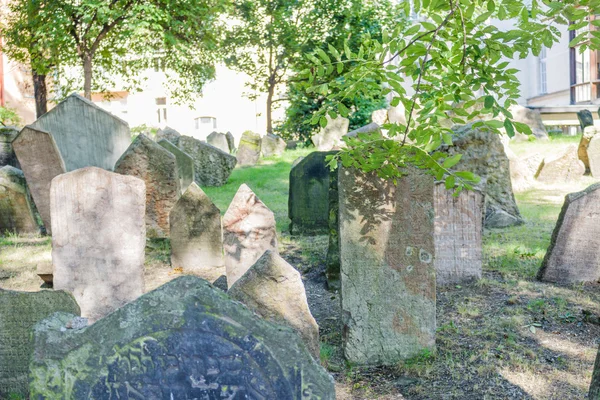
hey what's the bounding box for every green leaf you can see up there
[319,116,328,128]
[504,118,515,138]
[484,95,495,109]
[316,48,331,64]
[443,154,462,169]
[484,120,504,129]
[445,175,455,189]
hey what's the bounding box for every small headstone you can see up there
[577,109,594,130]
[0,289,80,398]
[535,145,585,183]
[339,166,435,365]
[434,184,483,285]
[206,131,230,153]
[312,116,349,151]
[51,167,145,322]
[588,135,600,178]
[157,138,195,193]
[29,276,335,399]
[156,126,181,145]
[0,166,38,235]
[30,93,130,171]
[12,126,66,234]
[115,134,180,238]
[0,126,20,168]
[170,183,224,281]
[223,184,278,286]
[286,140,299,150]
[225,131,236,152]
[236,131,262,166]
[261,133,286,157]
[178,136,237,187]
[508,105,549,140]
[579,126,598,171]
[538,183,600,283]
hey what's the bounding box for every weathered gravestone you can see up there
[12,126,66,234]
[578,109,595,130]
[0,126,19,168]
[578,126,598,171]
[312,116,349,151]
[156,126,181,145]
[29,276,335,399]
[229,250,320,359]
[115,134,180,238]
[289,151,337,235]
[535,145,585,183]
[326,163,340,290]
[434,184,483,285]
[339,166,436,365]
[261,133,287,157]
[0,289,80,398]
[51,167,145,321]
[590,345,600,399]
[508,105,549,140]
[236,131,262,166]
[226,131,236,152]
[223,184,278,286]
[538,183,600,284]
[170,183,224,282]
[588,135,600,178]
[0,166,38,235]
[178,136,237,187]
[157,138,195,193]
[206,131,230,153]
[346,123,382,138]
[30,93,130,171]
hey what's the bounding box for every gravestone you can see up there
[339,166,435,365]
[236,131,262,166]
[0,166,38,235]
[156,126,181,145]
[535,145,585,183]
[577,109,594,130]
[326,162,340,290]
[371,109,388,125]
[261,133,286,157]
[178,136,237,187]
[52,167,145,322]
[312,116,349,151]
[578,126,598,171]
[0,289,80,398]
[289,151,337,235]
[223,184,278,286]
[590,345,600,399]
[226,131,236,152]
[12,126,66,234]
[229,250,320,358]
[0,126,19,168]
[588,135,600,178]
[434,184,483,285]
[158,138,195,193]
[30,93,130,171]
[388,104,407,125]
[286,140,298,150]
[115,134,180,238]
[508,105,549,140]
[170,183,224,282]
[206,131,230,153]
[538,183,600,283]
[29,276,335,399]
[346,122,382,138]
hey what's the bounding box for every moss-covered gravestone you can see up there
[158,138,195,194]
[0,289,80,398]
[178,136,237,187]
[0,166,38,235]
[29,276,335,399]
[236,131,262,166]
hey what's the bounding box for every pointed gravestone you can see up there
[535,145,585,183]
[51,167,145,322]
[206,131,230,153]
[29,276,335,399]
[229,250,320,359]
[434,184,483,285]
[587,135,600,178]
[12,126,66,234]
[237,131,262,166]
[312,116,349,151]
[0,126,19,168]
[538,183,600,284]
[170,183,224,282]
[577,109,594,130]
[158,138,194,193]
[0,289,80,399]
[30,93,130,171]
[223,184,278,286]
[178,136,237,187]
[115,134,179,238]
[261,133,286,157]
[0,166,38,235]
[339,166,435,365]
[156,126,181,145]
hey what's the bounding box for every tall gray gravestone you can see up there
[29,276,335,399]
[158,138,195,193]
[236,131,262,166]
[0,126,19,168]
[51,167,146,322]
[178,136,237,187]
[30,93,130,171]
[0,289,80,399]
[339,166,436,365]
[0,166,38,235]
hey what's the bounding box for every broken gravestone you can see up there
[157,138,195,193]
[29,276,335,399]
[434,184,483,285]
[229,250,320,359]
[339,166,436,365]
[578,126,598,172]
[206,131,230,153]
[312,116,349,151]
[587,134,600,178]
[115,134,180,238]
[170,183,224,282]
[261,133,287,157]
[0,166,38,235]
[51,167,145,322]
[538,183,600,284]
[236,131,262,166]
[508,105,549,140]
[12,126,66,234]
[0,289,80,399]
[0,126,19,168]
[535,145,585,183]
[578,109,594,130]
[156,126,181,145]
[178,136,237,187]
[223,184,278,286]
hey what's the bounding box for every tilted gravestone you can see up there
[156,126,181,145]
[170,183,224,282]
[535,145,585,183]
[538,183,600,284]
[0,166,38,235]
[289,151,337,235]
[587,134,600,178]
[115,134,180,238]
[0,289,80,398]
[158,138,195,193]
[51,167,146,322]
[29,93,130,171]
[434,184,483,285]
[0,126,19,168]
[229,250,320,359]
[236,131,262,166]
[178,136,237,187]
[261,133,286,157]
[578,126,598,172]
[577,109,594,130]
[223,184,278,286]
[206,131,230,153]
[339,166,436,365]
[312,116,349,151]
[12,126,66,234]
[29,276,335,399]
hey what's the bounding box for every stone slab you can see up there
[206,131,230,153]
[178,136,237,187]
[326,162,340,290]
[156,126,181,145]
[312,116,349,151]
[261,133,286,157]
[535,145,585,183]
[158,138,195,193]
[0,126,20,168]
[0,166,38,235]
[508,105,549,140]
[236,131,262,166]
[588,135,600,178]
[578,126,597,171]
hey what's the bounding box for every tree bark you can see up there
[83,53,93,100]
[32,72,47,118]
[266,81,275,134]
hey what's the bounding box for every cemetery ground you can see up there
[1,137,600,399]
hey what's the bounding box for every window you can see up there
[539,47,547,95]
[156,97,167,123]
[195,116,217,130]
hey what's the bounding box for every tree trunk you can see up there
[83,53,93,100]
[32,72,48,118]
[266,80,275,134]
